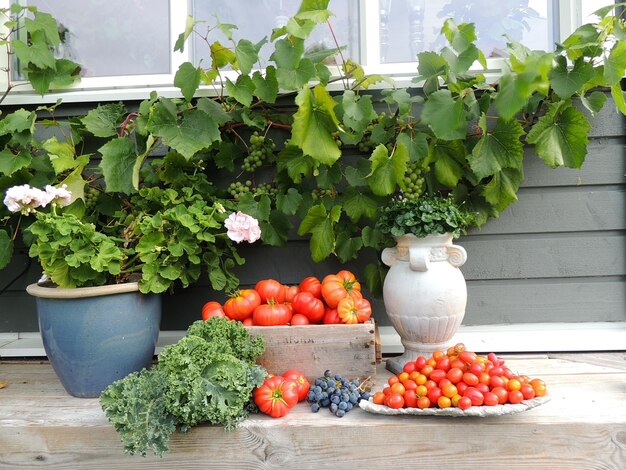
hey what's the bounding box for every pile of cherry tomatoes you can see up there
[201,270,372,326]
[373,343,547,410]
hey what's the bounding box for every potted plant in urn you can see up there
[376,195,474,373]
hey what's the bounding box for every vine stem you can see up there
[118,112,139,137]
[326,19,348,90]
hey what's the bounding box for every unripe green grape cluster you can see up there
[84,187,99,210]
[255,182,278,198]
[227,180,252,199]
[402,161,428,200]
[311,188,335,201]
[357,112,402,153]
[242,132,276,172]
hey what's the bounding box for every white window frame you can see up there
[0,0,610,103]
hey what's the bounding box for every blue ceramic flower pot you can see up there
[27,282,161,398]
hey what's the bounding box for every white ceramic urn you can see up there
[382,233,467,374]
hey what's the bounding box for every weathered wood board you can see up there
[245,319,379,381]
[1,353,625,469]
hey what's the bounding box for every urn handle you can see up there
[381,247,397,267]
[408,247,430,272]
[447,244,467,267]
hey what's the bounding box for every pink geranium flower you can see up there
[224,211,261,243]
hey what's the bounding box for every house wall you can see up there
[0,96,624,333]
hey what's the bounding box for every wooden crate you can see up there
[246,319,380,381]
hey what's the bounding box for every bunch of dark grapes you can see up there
[402,161,427,200]
[84,187,99,210]
[311,188,335,201]
[227,180,252,199]
[306,370,371,417]
[242,132,276,172]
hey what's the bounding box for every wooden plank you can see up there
[460,232,626,280]
[472,187,626,235]
[464,277,626,324]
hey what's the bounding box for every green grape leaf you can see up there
[441,19,477,53]
[296,0,332,23]
[493,72,533,121]
[364,262,386,297]
[251,66,278,103]
[526,100,591,168]
[286,17,315,39]
[397,132,429,163]
[276,58,316,90]
[12,32,55,69]
[290,86,340,165]
[580,90,607,115]
[237,193,271,221]
[414,52,447,95]
[468,116,525,179]
[276,187,303,215]
[604,40,626,85]
[174,62,202,102]
[25,11,60,45]
[367,143,409,196]
[147,100,220,159]
[213,141,238,171]
[235,39,258,75]
[210,41,236,69]
[81,102,127,138]
[277,146,315,183]
[216,20,238,41]
[42,136,80,174]
[549,56,594,99]
[0,148,31,176]
[421,89,467,140]
[195,98,231,125]
[335,229,363,263]
[305,47,342,63]
[342,187,379,222]
[270,37,305,69]
[225,75,255,106]
[0,230,13,270]
[174,16,197,52]
[482,168,524,212]
[0,109,36,135]
[381,88,423,117]
[297,204,341,262]
[260,210,292,246]
[344,158,371,187]
[59,168,87,202]
[361,226,384,249]
[341,90,376,133]
[562,24,603,60]
[428,139,465,188]
[611,83,626,114]
[98,138,137,193]
[24,59,80,95]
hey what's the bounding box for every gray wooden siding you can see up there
[0,97,624,332]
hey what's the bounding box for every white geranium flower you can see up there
[224,211,261,243]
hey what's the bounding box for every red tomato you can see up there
[463,387,484,406]
[322,307,341,324]
[403,362,416,374]
[385,393,404,409]
[436,357,451,372]
[520,384,536,400]
[290,313,310,325]
[491,386,509,404]
[283,285,299,303]
[282,369,311,402]
[299,276,322,299]
[321,272,362,308]
[447,367,463,384]
[255,279,286,303]
[426,387,442,404]
[201,301,225,320]
[462,372,479,386]
[417,396,430,409]
[429,369,447,384]
[337,296,372,324]
[483,392,499,406]
[224,289,261,321]
[508,390,524,404]
[404,389,418,408]
[415,356,427,369]
[242,317,254,326]
[252,303,292,326]
[253,376,299,418]
[291,291,325,323]
[457,396,472,410]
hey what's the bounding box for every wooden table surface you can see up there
[1,353,625,469]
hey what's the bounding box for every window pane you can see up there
[192,0,360,68]
[22,0,171,77]
[581,1,612,24]
[380,0,551,63]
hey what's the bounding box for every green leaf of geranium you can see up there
[81,102,127,138]
[421,89,467,140]
[290,86,340,165]
[468,115,525,179]
[0,230,13,270]
[174,62,202,102]
[251,67,278,103]
[526,100,591,168]
[98,138,137,193]
[482,168,524,212]
[342,187,379,222]
[366,143,409,196]
[549,56,594,99]
[147,100,220,159]
[428,139,465,188]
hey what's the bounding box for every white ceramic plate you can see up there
[359,395,551,417]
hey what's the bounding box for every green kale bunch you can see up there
[100,317,266,457]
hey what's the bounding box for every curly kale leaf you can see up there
[158,334,266,430]
[100,368,176,457]
[185,317,265,365]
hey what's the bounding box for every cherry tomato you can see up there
[290,313,310,325]
[507,378,522,392]
[436,357,451,372]
[508,390,524,404]
[337,296,372,324]
[491,386,509,404]
[415,385,428,397]
[397,372,410,382]
[404,389,418,408]
[201,301,225,320]
[520,384,536,400]
[489,375,506,389]
[390,382,406,396]
[403,362,416,374]
[298,276,322,299]
[462,372,479,386]
[252,302,292,326]
[426,387,442,403]
[437,396,452,408]
[530,378,547,397]
[441,383,458,398]
[403,379,418,392]
[291,291,325,323]
[224,289,261,321]
[255,279,286,303]
[432,349,445,361]
[483,392,499,406]
[415,356,427,369]
[373,391,385,405]
[463,387,484,406]
[429,369,447,384]
[457,396,472,410]
[417,396,431,409]
[447,367,464,384]
[385,393,404,409]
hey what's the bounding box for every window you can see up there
[0,0,615,104]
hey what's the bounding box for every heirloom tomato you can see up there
[290,313,310,325]
[255,279,286,303]
[322,307,341,324]
[321,271,362,308]
[337,296,371,324]
[282,369,311,402]
[291,291,325,323]
[252,302,292,326]
[253,376,299,418]
[223,289,261,321]
[283,285,299,303]
[298,276,322,299]
[201,301,225,320]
